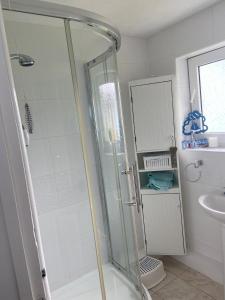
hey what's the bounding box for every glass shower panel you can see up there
[87,49,143,295]
[105,53,141,283]
[69,21,144,299]
[68,20,115,271]
[3,11,103,299]
[89,61,129,270]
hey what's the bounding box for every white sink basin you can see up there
[199,194,225,297]
[199,194,225,223]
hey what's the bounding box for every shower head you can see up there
[10,53,35,67]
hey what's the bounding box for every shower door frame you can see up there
[0,1,122,300]
[1,0,120,50]
[85,49,129,272]
[85,48,144,292]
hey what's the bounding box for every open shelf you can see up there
[137,149,177,170]
[136,149,170,153]
[138,168,177,173]
[184,147,225,153]
[140,186,180,195]
[135,148,180,196]
[139,169,179,191]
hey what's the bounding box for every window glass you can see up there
[199,59,225,133]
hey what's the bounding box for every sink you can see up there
[198,194,225,223]
[199,193,225,298]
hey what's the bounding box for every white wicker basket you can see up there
[143,154,171,170]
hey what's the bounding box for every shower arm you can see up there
[10,53,21,60]
[10,53,35,67]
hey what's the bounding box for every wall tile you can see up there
[28,139,52,178]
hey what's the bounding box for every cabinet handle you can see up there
[170,135,175,146]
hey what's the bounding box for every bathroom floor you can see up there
[150,256,223,300]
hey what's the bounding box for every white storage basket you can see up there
[143,154,171,170]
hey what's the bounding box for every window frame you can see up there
[188,46,225,144]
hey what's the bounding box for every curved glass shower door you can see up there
[3,10,105,299]
[86,48,143,293]
[3,5,144,300]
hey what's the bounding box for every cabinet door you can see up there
[131,81,174,152]
[142,194,185,255]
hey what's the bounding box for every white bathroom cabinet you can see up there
[129,75,186,255]
[130,77,175,152]
[142,193,185,255]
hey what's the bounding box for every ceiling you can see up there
[44,0,221,37]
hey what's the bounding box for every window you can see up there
[188,47,225,135]
[99,82,121,143]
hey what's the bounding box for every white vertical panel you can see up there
[142,193,185,255]
[131,80,174,151]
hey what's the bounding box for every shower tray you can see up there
[51,264,150,300]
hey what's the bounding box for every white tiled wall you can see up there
[179,150,224,283]
[146,1,225,283]
[117,35,150,163]
[147,1,225,76]
[0,198,19,300]
[4,13,106,292]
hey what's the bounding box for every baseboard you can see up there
[173,252,223,284]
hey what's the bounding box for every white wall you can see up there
[147,1,225,75]
[179,149,224,283]
[147,0,225,283]
[0,198,19,300]
[117,35,150,163]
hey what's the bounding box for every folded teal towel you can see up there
[146,171,174,191]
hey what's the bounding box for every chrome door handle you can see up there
[131,163,141,213]
[124,202,137,206]
[121,168,132,175]
[121,164,141,213]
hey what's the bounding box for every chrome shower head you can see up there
[10,53,35,67]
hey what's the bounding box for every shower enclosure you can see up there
[0,1,148,300]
